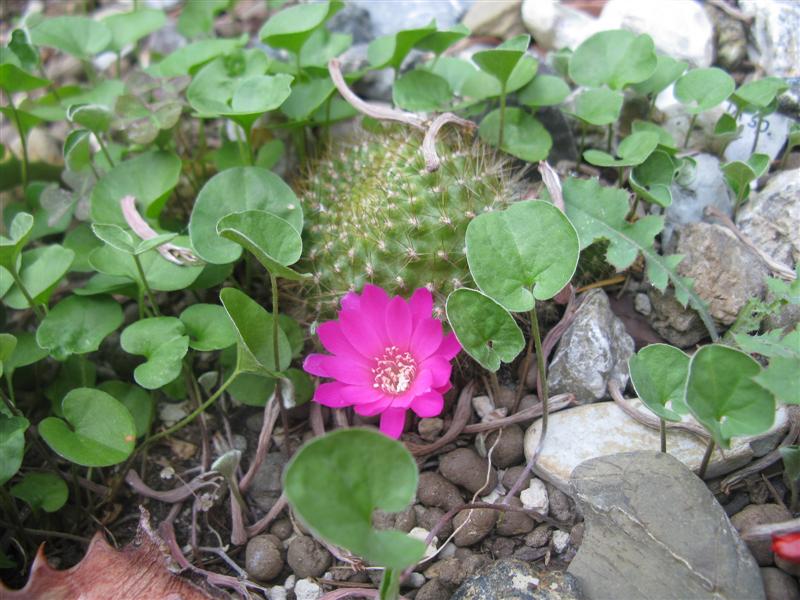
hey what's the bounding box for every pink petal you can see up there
[410,318,443,360]
[354,395,393,416]
[421,355,452,388]
[360,285,391,340]
[315,355,373,386]
[340,291,361,311]
[313,382,351,408]
[436,332,461,360]
[379,407,407,438]
[409,287,433,326]
[385,296,412,348]
[435,381,452,395]
[410,391,444,418]
[317,321,372,362]
[340,384,382,406]
[339,309,385,358]
[303,354,330,378]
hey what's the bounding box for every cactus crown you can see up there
[299,123,524,319]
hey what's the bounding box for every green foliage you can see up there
[478,107,552,162]
[571,88,624,126]
[722,153,770,205]
[259,0,342,55]
[121,317,190,389]
[0,414,28,485]
[674,67,735,114]
[584,131,659,168]
[284,429,425,571]
[11,472,68,513]
[36,295,123,361]
[29,16,111,60]
[628,344,690,421]
[568,30,657,90]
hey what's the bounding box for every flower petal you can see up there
[436,332,461,360]
[421,355,452,388]
[339,308,385,358]
[379,407,407,439]
[354,395,393,416]
[313,382,350,408]
[303,353,330,377]
[361,284,391,340]
[317,321,372,362]
[410,317,443,360]
[340,384,382,406]
[340,290,361,311]
[385,296,412,348]
[311,355,372,386]
[409,287,433,326]
[410,391,444,418]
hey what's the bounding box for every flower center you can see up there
[372,346,417,395]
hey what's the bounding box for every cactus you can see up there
[298,123,523,319]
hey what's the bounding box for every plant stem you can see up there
[489,371,501,403]
[132,254,160,316]
[379,568,400,600]
[683,113,698,149]
[751,113,764,155]
[270,272,290,455]
[579,123,587,159]
[498,85,507,149]
[698,439,715,479]
[95,133,115,167]
[7,96,29,190]
[606,123,613,153]
[660,418,666,453]
[9,268,44,320]
[530,302,548,433]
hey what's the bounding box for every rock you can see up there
[731,504,793,566]
[472,395,496,420]
[424,555,490,588]
[672,222,769,325]
[760,567,800,600]
[552,530,571,553]
[417,505,454,541]
[522,0,604,53]
[634,293,651,316]
[741,0,800,78]
[246,534,284,581]
[601,0,713,67]
[286,536,332,579]
[249,452,288,511]
[706,3,747,71]
[406,572,426,588]
[293,578,322,600]
[439,448,499,495]
[647,287,708,348]
[526,525,553,548]
[418,471,464,512]
[452,559,584,600]
[327,3,374,44]
[524,401,788,493]
[496,497,536,536]
[268,586,287,600]
[373,506,416,533]
[452,508,497,547]
[737,169,800,270]
[483,425,525,468]
[569,523,585,548]
[520,478,549,513]
[547,482,575,522]
[351,0,466,38]
[502,465,532,492]
[548,289,635,404]
[409,527,437,559]
[725,109,793,163]
[490,537,516,558]
[416,578,452,600]
[568,452,765,600]
[269,518,293,541]
[463,0,525,38]
[664,154,735,246]
[775,556,800,578]
[418,417,444,441]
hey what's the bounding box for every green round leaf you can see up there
[98,380,153,439]
[571,88,623,126]
[228,372,276,407]
[216,210,306,281]
[630,149,678,208]
[67,103,113,133]
[0,414,28,486]
[518,74,570,108]
[465,200,579,311]
[568,29,657,90]
[2,245,75,310]
[90,151,182,224]
[29,16,111,60]
[446,288,524,372]
[0,63,49,93]
[392,70,451,112]
[584,131,659,168]
[36,295,123,361]
[732,77,789,112]
[259,0,342,54]
[685,344,776,449]
[674,67,735,114]
[39,387,136,467]
[190,167,302,264]
[415,24,469,56]
[63,129,92,172]
[472,35,531,86]
[11,472,68,513]
[284,428,425,571]
[147,36,247,78]
[478,107,552,162]
[631,54,687,97]
[0,211,34,271]
[628,343,690,422]
[2,332,48,379]
[722,153,770,203]
[91,223,136,254]
[120,317,189,390]
[367,21,437,71]
[179,303,237,351]
[103,8,166,52]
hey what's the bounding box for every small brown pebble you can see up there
[731,504,792,566]
[417,506,453,540]
[452,508,497,546]
[269,518,293,540]
[525,524,552,548]
[245,534,284,581]
[496,497,536,537]
[490,536,516,558]
[439,448,498,495]
[569,522,585,547]
[483,425,525,468]
[760,567,800,600]
[418,471,464,511]
[418,418,444,441]
[286,535,331,578]
[501,466,532,493]
[415,578,452,600]
[546,482,575,522]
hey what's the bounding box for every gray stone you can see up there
[452,508,497,547]
[496,497,536,537]
[327,3,374,44]
[647,287,708,348]
[522,0,604,53]
[351,0,467,38]
[440,448,499,495]
[452,559,584,600]
[418,417,444,441]
[741,0,800,78]
[568,452,765,600]
[246,534,284,581]
[706,3,747,70]
[463,0,525,37]
[548,289,635,404]
[664,154,735,246]
[633,292,651,316]
[672,222,769,325]
[724,111,793,164]
[416,578,452,600]
[523,401,789,494]
[737,169,800,270]
[483,424,525,468]
[760,567,800,600]
[286,536,331,579]
[731,504,793,566]
[249,452,287,510]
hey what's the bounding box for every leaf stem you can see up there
[751,113,764,155]
[95,133,115,167]
[660,417,666,453]
[606,123,613,153]
[698,438,715,479]
[530,301,548,434]
[498,84,507,149]
[9,268,44,320]
[7,96,29,190]
[132,254,160,316]
[683,113,698,149]
[270,272,290,456]
[379,567,400,600]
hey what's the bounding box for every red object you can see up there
[772,532,800,564]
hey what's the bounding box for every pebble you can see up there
[452,559,584,600]
[634,293,652,316]
[741,0,800,78]
[520,478,549,513]
[482,425,525,468]
[552,530,571,553]
[526,525,553,548]
[547,482,575,522]
[760,567,800,600]
[452,508,497,547]
[417,472,464,512]
[439,448,498,495]
[501,466,532,493]
[406,572,426,589]
[245,534,284,581]
[418,417,444,441]
[409,527,437,559]
[286,536,332,578]
[472,395,495,420]
[647,287,708,348]
[415,578,452,600]
[495,497,536,537]
[269,518,293,541]
[731,504,793,566]
[293,578,322,600]
[268,586,287,600]
[463,0,526,38]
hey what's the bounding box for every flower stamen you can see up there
[372,346,417,395]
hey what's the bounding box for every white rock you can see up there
[524,401,789,494]
[741,0,800,77]
[406,572,427,588]
[601,0,713,67]
[522,0,605,52]
[268,587,287,600]
[283,575,295,590]
[158,401,190,426]
[520,478,549,513]
[723,110,793,163]
[294,578,323,600]
[552,530,570,553]
[439,542,457,559]
[463,0,526,37]
[472,395,495,419]
[409,527,437,559]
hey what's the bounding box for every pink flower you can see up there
[303,285,461,438]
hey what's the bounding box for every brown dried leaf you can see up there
[0,510,216,600]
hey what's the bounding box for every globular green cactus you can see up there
[298,124,523,318]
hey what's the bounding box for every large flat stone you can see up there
[567,451,765,600]
[524,401,788,494]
